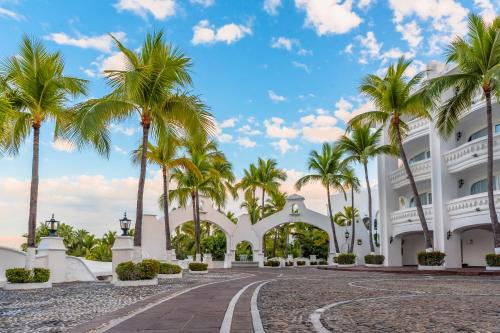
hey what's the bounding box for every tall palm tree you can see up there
[238,162,261,224]
[427,14,500,252]
[257,158,287,219]
[338,125,393,252]
[295,143,347,253]
[333,206,359,253]
[264,191,287,257]
[132,133,199,259]
[74,31,213,260]
[349,57,434,250]
[1,36,88,269]
[342,167,360,253]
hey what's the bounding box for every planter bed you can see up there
[189,270,208,274]
[486,266,500,271]
[113,278,158,287]
[418,265,445,271]
[338,264,356,268]
[158,272,183,279]
[4,281,52,290]
[365,264,384,268]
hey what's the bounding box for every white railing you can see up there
[388,159,431,189]
[447,192,500,218]
[390,205,434,228]
[443,133,500,173]
[404,118,429,142]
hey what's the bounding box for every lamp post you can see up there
[345,229,350,241]
[45,214,60,237]
[119,212,131,236]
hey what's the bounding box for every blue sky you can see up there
[0,0,497,245]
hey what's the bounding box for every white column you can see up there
[165,249,176,263]
[37,237,67,283]
[203,253,213,269]
[111,236,133,282]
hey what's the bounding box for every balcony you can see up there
[390,205,434,237]
[447,192,500,231]
[389,159,431,189]
[404,118,430,143]
[443,133,500,173]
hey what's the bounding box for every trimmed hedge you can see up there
[189,262,208,271]
[5,268,50,283]
[297,260,306,266]
[318,260,328,265]
[417,251,445,266]
[264,261,280,267]
[337,253,356,265]
[333,256,338,263]
[115,260,160,281]
[159,263,182,274]
[364,254,385,265]
[310,261,318,265]
[285,261,294,267]
[486,253,500,267]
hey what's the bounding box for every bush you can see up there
[310,261,318,265]
[159,263,182,274]
[6,268,33,283]
[337,253,356,265]
[486,253,500,267]
[285,261,294,267]
[264,261,280,267]
[32,268,50,282]
[333,256,338,263]
[364,254,385,265]
[318,260,328,265]
[417,251,445,266]
[116,261,137,281]
[189,262,208,271]
[136,260,160,279]
[297,260,306,266]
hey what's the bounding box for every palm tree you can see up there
[0,97,12,155]
[427,14,500,252]
[338,125,393,252]
[333,206,359,253]
[226,211,238,224]
[257,158,287,218]
[295,143,347,253]
[240,191,261,224]
[132,133,199,259]
[74,31,213,260]
[341,168,360,253]
[265,191,287,257]
[349,57,434,250]
[1,36,88,269]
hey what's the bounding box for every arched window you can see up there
[468,124,500,142]
[470,177,498,195]
[409,151,431,165]
[409,192,432,207]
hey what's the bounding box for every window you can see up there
[409,192,432,207]
[468,124,500,142]
[409,151,431,164]
[470,177,498,195]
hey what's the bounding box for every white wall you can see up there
[461,229,494,267]
[402,234,426,265]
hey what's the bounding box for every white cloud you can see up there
[358,31,381,63]
[52,138,75,153]
[217,133,233,143]
[110,124,137,136]
[302,125,344,143]
[344,43,354,54]
[395,20,422,50]
[272,139,298,154]
[86,52,128,77]
[300,114,338,127]
[219,117,238,128]
[114,145,128,155]
[236,136,257,148]
[268,90,286,103]
[334,97,373,123]
[358,0,374,9]
[237,125,262,136]
[192,20,252,45]
[297,48,313,56]
[271,37,294,51]
[190,0,215,7]
[475,0,496,23]
[292,61,310,73]
[263,0,282,15]
[264,117,300,139]
[114,0,176,20]
[0,7,23,20]
[45,32,126,53]
[295,0,362,35]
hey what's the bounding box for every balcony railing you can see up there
[443,133,500,173]
[404,118,429,143]
[447,192,500,219]
[388,159,431,189]
[390,205,434,236]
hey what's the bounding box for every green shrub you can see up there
[417,251,445,266]
[264,261,280,267]
[364,254,385,265]
[6,268,33,283]
[310,261,318,265]
[189,262,208,271]
[337,253,356,265]
[285,261,294,267]
[297,260,306,266]
[159,263,182,274]
[318,260,328,265]
[136,260,159,279]
[485,253,500,267]
[333,256,338,263]
[32,268,50,282]
[116,261,137,281]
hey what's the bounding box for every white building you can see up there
[377,62,499,268]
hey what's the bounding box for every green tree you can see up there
[295,143,347,253]
[257,158,287,219]
[342,167,360,253]
[264,191,287,257]
[349,57,434,250]
[334,206,359,253]
[74,31,213,261]
[338,125,393,252]
[427,14,500,250]
[2,36,88,269]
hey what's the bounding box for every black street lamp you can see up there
[344,229,350,241]
[119,212,132,236]
[45,214,60,237]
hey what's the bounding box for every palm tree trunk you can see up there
[261,188,266,220]
[273,227,279,257]
[195,190,201,255]
[263,234,267,258]
[326,185,340,253]
[363,162,375,253]
[26,124,40,270]
[285,224,289,257]
[484,89,500,250]
[191,191,200,256]
[350,187,355,253]
[162,167,172,251]
[133,122,150,261]
[395,122,433,249]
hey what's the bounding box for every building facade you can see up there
[377,62,499,268]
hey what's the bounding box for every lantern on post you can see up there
[45,214,60,237]
[344,229,350,241]
[119,212,132,236]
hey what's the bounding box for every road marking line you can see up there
[251,280,275,333]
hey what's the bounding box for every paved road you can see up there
[104,269,278,333]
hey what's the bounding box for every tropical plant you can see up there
[225,211,238,224]
[74,31,213,261]
[264,191,287,257]
[238,162,261,223]
[339,125,393,252]
[349,57,434,250]
[333,206,359,253]
[1,36,89,269]
[257,158,287,218]
[426,14,500,251]
[240,191,261,224]
[295,143,347,253]
[342,167,360,253]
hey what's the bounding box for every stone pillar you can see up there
[112,236,133,282]
[328,252,336,265]
[309,255,317,262]
[37,237,67,283]
[195,253,202,262]
[258,252,264,267]
[224,251,234,268]
[204,253,213,269]
[165,249,176,263]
